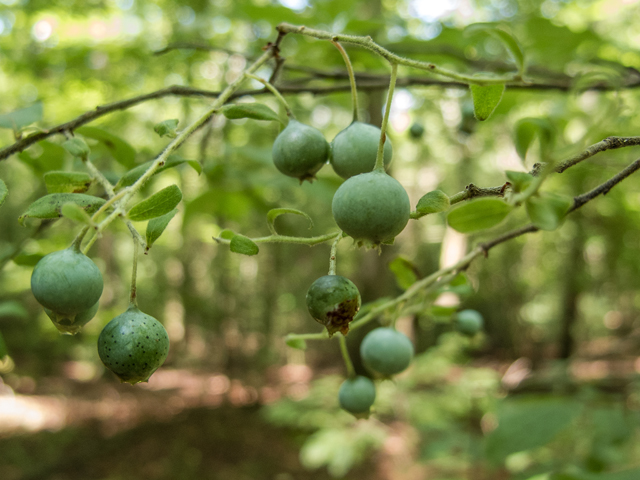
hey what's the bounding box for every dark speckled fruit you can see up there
[306,275,361,336]
[331,170,410,248]
[272,119,329,181]
[98,306,170,385]
[45,301,99,335]
[330,121,392,179]
[360,328,414,376]
[31,246,103,316]
[338,376,376,414]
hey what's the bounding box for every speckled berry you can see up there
[272,119,329,181]
[306,275,361,336]
[360,327,414,376]
[338,376,376,414]
[330,121,392,179]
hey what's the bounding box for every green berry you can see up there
[408,122,425,139]
[31,246,103,316]
[330,121,392,179]
[456,309,484,336]
[360,327,414,376]
[332,170,410,247]
[338,376,376,414]
[272,119,329,181]
[44,301,99,335]
[306,275,361,336]
[98,306,170,385]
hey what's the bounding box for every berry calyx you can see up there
[456,309,484,336]
[272,119,329,182]
[98,305,170,385]
[330,121,392,179]
[338,375,376,414]
[360,327,414,376]
[306,275,361,336]
[45,301,99,335]
[31,246,103,316]
[331,170,410,248]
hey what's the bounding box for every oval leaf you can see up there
[525,192,573,231]
[128,185,182,222]
[267,208,314,235]
[62,137,91,158]
[44,171,92,194]
[514,118,554,161]
[0,178,7,208]
[416,190,450,216]
[145,208,178,251]
[389,256,419,290]
[19,141,66,173]
[505,170,533,193]
[447,197,512,233]
[470,84,505,121]
[154,119,179,138]
[61,202,94,225]
[229,234,259,256]
[76,126,136,168]
[222,103,281,123]
[19,193,106,225]
[465,23,525,75]
[0,103,43,130]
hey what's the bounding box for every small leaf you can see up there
[505,171,533,193]
[61,203,94,225]
[0,178,7,208]
[470,84,505,121]
[222,103,282,123]
[13,253,44,266]
[389,256,419,290]
[267,208,314,235]
[430,305,458,318]
[62,137,91,158]
[187,160,202,175]
[44,171,92,194]
[447,198,512,233]
[514,118,554,161]
[449,272,469,287]
[416,190,450,216]
[146,209,178,250]
[229,234,259,256]
[0,301,28,319]
[116,156,190,189]
[154,119,179,138]
[19,193,106,225]
[219,229,235,240]
[525,192,573,231]
[76,126,136,168]
[465,23,525,75]
[0,103,43,130]
[285,336,307,350]
[19,141,66,173]
[128,185,182,222]
[0,330,7,359]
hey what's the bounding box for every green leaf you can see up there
[267,208,314,235]
[514,118,554,161]
[0,301,28,319]
[0,330,8,359]
[505,170,533,193]
[416,190,450,216]
[219,229,235,240]
[0,103,43,130]
[447,198,512,233]
[154,119,179,138]
[285,336,307,350]
[229,234,259,256]
[525,192,573,231]
[44,171,92,194]
[76,126,136,168]
[470,84,505,121]
[62,137,91,158]
[466,23,525,75]
[222,103,282,123]
[145,208,178,250]
[128,185,182,222]
[19,193,106,225]
[187,160,202,175]
[13,253,44,266]
[388,256,419,290]
[61,202,94,225]
[19,141,66,173]
[115,156,192,189]
[0,178,7,208]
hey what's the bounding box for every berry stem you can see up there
[338,333,356,379]
[328,231,342,275]
[129,236,139,306]
[72,226,90,250]
[374,63,398,172]
[245,73,295,119]
[331,40,359,122]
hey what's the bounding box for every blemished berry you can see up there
[408,122,425,139]
[31,246,103,316]
[306,275,361,336]
[330,121,392,179]
[272,119,329,181]
[360,327,414,376]
[338,376,376,414]
[44,301,99,335]
[331,170,410,247]
[98,306,170,385]
[456,309,484,336]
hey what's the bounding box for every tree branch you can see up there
[555,136,640,173]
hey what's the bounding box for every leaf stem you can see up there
[338,334,356,378]
[331,41,359,122]
[374,63,397,172]
[245,73,295,118]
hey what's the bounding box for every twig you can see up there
[556,136,640,173]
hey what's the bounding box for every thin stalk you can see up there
[339,334,356,378]
[214,231,340,247]
[129,237,139,306]
[331,41,359,122]
[246,73,295,118]
[374,63,397,171]
[328,232,342,275]
[72,226,90,250]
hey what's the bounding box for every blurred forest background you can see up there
[1,0,640,479]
